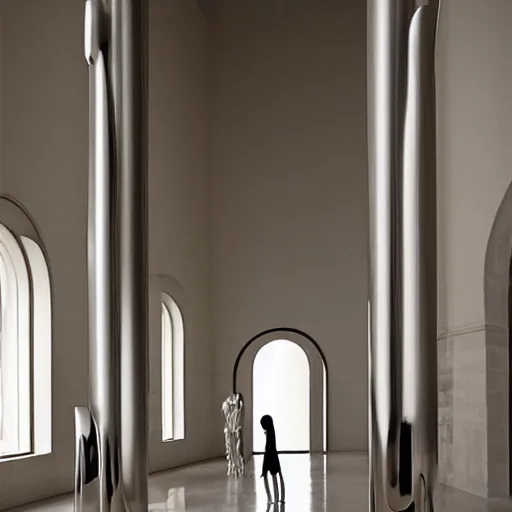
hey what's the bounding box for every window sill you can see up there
[0,450,51,464]
[162,437,185,444]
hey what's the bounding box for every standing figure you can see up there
[260,415,285,504]
[221,393,245,477]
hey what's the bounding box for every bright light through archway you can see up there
[252,339,310,452]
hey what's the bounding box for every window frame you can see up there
[0,196,52,462]
[0,224,32,458]
[160,291,185,443]
[161,300,174,441]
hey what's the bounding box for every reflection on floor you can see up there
[6,453,512,511]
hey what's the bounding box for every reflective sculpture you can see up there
[74,0,149,510]
[260,415,285,505]
[221,393,245,477]
[367,0,440,511]
[74,407,98,512]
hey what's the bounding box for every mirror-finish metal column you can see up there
[367,1,439,511]
[114,0,149,508]
[75,0,149,510]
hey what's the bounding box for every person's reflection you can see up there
[167,486,185,509]
[226,476,243,506]
[265,502,287,512]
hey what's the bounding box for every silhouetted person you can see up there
[260,415,285,504]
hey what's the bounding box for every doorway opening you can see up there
[252,339,310,453]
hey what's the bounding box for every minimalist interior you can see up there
[0,0,512,510]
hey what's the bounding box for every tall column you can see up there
[113,0,149,508]
[75,1,149,511]
[367,1,439,511]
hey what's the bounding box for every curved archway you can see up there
[484,179,512,497]
[232,327,328,392]
[148,274,188,469]
[252,339,310,453]
[0,195,52,459]
[233,328,328,457]
[161,292,185,442]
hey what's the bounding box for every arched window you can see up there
[161,292,184,442]
[0,199,51,459]
[0,224,31,456]
[252,339,310,452]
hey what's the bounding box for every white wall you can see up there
[0,0,214,508]
[210,0,368,452]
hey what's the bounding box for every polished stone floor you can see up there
[6,453,512,511]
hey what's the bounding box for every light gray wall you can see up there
[0,2,89,508]
[147,0,214,473]
[210,0,368,452]
[0,0,214,509]
[437,0,512,335]
[436,0,512,497]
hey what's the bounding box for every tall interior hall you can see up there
[0,0,511,511]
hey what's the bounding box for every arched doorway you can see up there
[252,339,310,453]
[232,328,327,458]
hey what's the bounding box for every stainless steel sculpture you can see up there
[221,393,245,478]
[367,0,440,511]
[74,0,149,510]
[74,407,98,512]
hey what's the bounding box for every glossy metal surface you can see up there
[75,0,149,510]
[367,0,439,510]
[222,393,245,478]
[115,0,149,507]
[74,407,98,512]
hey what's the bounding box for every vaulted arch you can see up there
[233,328,328,458]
